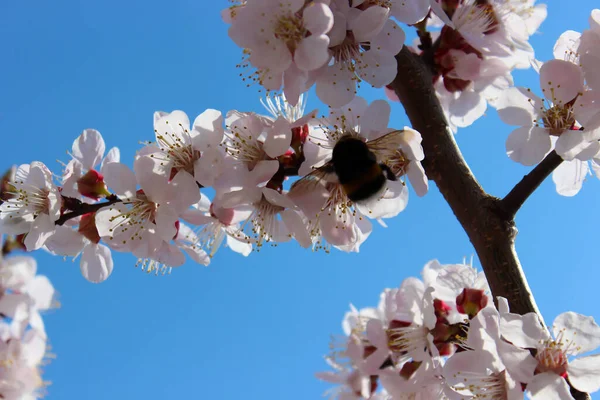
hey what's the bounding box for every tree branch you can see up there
[55,194,122,226]
[390,47,592,399]
[389,46,543,319]
[500,151,563,219]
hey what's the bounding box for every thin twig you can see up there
[55,194,122,226]
[500,151,563,219]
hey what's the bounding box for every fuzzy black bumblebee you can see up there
[291,131,404,203]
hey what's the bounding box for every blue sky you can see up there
[0,1,598,399]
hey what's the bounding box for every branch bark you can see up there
[389,47,543,319]
[501,150,563,219]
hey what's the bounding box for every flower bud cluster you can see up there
[317,259,600,399]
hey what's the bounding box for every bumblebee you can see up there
[291,130,405,203]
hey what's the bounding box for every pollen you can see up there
[272,13,307,52]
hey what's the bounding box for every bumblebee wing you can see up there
[366,129,406,153]
[290,162,336,194]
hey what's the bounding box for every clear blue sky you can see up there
[0,1,598,399]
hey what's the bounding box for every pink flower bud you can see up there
[456,288,488,318]
[434,299,452,321]
[291,124,309,147]
[77,169,110,200]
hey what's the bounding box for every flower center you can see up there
[541,104,576,136]
[107,193,157,245]
[385,324,429,355]
[386,149,409,177]
[535,340,569,376]
[247,195,285,248]
[2,182,51,218]
[273,12,307,52]
[225,118,268,170]
[331,33,361,65]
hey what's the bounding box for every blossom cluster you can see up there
[317,259,600,400]
[496,9,600,196]
[0,94,427,282]
[0,247,55,399]
[223,0,546,127]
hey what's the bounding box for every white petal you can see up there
[262,188,296,209]
[154,205,179,242]
[350,6,388,42]
[527,373,573,400]
[496,87,538,126]
[371,19,405,55]
[182,244,210,266]
[134,156,170,203]
[553,312,600,355]
[568,354,600,393]
[192,109,224,152]
[26,275,55,310]
[45,226,86,256]
[22,330,46,367]
[539,60,584,104]
[100,147,121,174]
[169,170,201,211]
[250,160,280,186]
[391,0,429,24]
[407,161,428,197]
[358,49,398,88]
[552,160,589,197]
[555,130,591,161]
[500,312,548,349]
[263,117,292,158]
[280,209,311,248]
[0,256,37,290]
[80,243,114,283]
[295,34,330,71]
[226,234,252,256]
[506,126,552,166]
[360,100,391,139]
[102,162,137,198]
[553,30,581,60]
[316,64,356,108]
[72,129,105,169]
[24,214,55,251]
[194,148,225,188]
[303,2,333,35]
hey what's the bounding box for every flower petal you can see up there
[80,243,114,283]
[568,354,600,393]
[539,59,584,104]
[102,162,137,198]
[506,126,551,166]
[303,2,333,35]
[263,117,292,158]
[553,312,600,355]
[72,129,105,169]
[192,109,224,152]
[552,159,589,197]
[24,214,55,251]
[527,373,572,400]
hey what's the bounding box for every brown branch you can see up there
[389,46,543,319]
[55,194,122,226]
[500,151,563,219]
[390,46,590,398]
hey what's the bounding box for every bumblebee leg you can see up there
[380,163,397,181]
